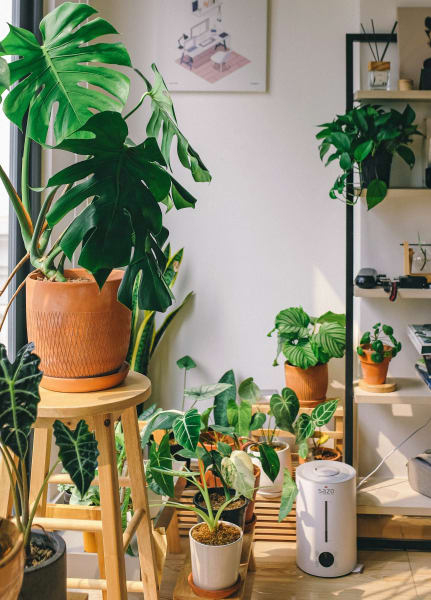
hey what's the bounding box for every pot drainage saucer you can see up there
[187,573,241,599]
[40,362,130,393]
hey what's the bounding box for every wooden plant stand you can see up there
[173,519,256,600]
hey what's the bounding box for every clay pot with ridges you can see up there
[358,344,392,385]
[284,362,328,408]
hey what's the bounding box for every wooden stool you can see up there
[1,372,160,600]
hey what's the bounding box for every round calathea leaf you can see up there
[311,398,338,427]
[0,343,42,459]
[53,419,99,498]
[283,339,318,369]
[275,307,310,337]
[0,2,132,146]
[314,322,346,359]
[270,388,299,431]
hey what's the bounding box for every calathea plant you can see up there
[317,104,422,210]
[0,2,210,314]
[0,344,98,554]
[268,307,346,368]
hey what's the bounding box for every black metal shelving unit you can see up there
[345,32,431,551]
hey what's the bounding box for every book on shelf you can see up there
[408,324,431,354]
[415,359,431,390]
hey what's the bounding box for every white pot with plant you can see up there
[268,308,346,407]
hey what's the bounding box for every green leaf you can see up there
[402,104,416,126]
[238,377,261,403]
[221,451,255,500]
[274,307,310,337]
[0,57,9,95]
[339,152,352,170]
[238,400,252,437]
[360,331,371,345]
[353,140,373,162]
[259,443,280,483]
[148,433,174,497]
[295,413,315,442]
[141,409,182,447]
[184,383,232,403]
[226,398,239,427]
[217,442,232,457]
[140,64,211,182]
[396,145,415,168]
[316,311,346,326]
[0,2,131,145]
[371,352,384,363]
[129,312,155,375]
[278,469,298,521]
[214,370,236,427]
[250,412,266,431]
[298,440,309,459]
[311,398,338,427]
[138,402,158,421]
[357,346,365,357]
[0,343,42,459]
[176,355,197,371]
[328,132,350,152]
[163,248,184,288]
[172,409,201,451]
[314,322,346,359]
[366,179,387,210]
[382,324,393,336]
[270,388,299,431]
[200,406,214,431]
[283,339,318,369]
[53,420,99,498]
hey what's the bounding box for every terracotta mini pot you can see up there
[358,344,392,385]
[26,268,131,392]
[298,446,341,465]
[0,518,24,600]
[284,362,328,407]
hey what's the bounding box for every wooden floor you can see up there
[82,541,431,599]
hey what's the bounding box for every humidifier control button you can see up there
[318,552,335,567]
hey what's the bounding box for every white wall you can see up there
[91,0,359,410]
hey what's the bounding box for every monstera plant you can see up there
[0,2,210,313]
[0,343,98,556]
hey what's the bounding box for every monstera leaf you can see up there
[140,64,211,184]
[53,419,99,497]
[0,343,42,459]
[46,111,194,311]
[172,409,201,452]
[270,388,299,432]
[0,2,131,145]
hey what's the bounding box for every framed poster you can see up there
[398,7,431,88]
[152,0,268,92]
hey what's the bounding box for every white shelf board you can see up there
[354,285,431,299]
[355,90,431,102]
[356,188,431,200]
[357,477,431,516]
[354,376,431,405]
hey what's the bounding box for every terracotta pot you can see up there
[26,268,131,392]
[358,344,392,385]
[199,431,236,453]
[244,464,261,524]
[298,446,341,465]
[284,362,328,408]
[0,519,24,600]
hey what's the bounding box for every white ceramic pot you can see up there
[247,441,291,497]
[189,521,243,591]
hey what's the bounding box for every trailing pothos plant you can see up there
[268,307,346,369]
[0,343,98,553]
[0,2,210,317]
[316,104,422,210]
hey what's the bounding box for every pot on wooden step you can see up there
[284,362,328,408]
[193,488,249,530]
[358,344,392,385]
[20,531,66,600]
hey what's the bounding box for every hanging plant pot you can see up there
[0,519,24,600]
[360,148,393,188]
[189,521,242,593]
[358,344,392,385]
[26,268,131,393]
[20,531,66,600]
[284,363,328,408]
[193,488,249,530]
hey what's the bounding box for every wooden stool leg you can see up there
[95,532,108,600]
[122,406,159,600]
[29,426,52,517]
[94,413,128,600]
[167,511,182,554]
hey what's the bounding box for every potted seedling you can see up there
[0,343,98,600]
[268,308,346,407]
[0,3,211,393]
[357,323,402,385]
[316,104,422,210]
[0,518,24,600]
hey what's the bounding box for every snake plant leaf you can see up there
[148,433,174,497]
[184,383,232,403]
[163,248,184,288]
[214,370,236,427]
[53,419,99,497]
[259,443,280,483]
[129,312,156,374]
[278,469,298,522]
[238,377,261,403]
[172,408,201,452]
[311,398,338,427]
[282,339,318,369]
[270,388,299,432]
[0,2,131,146]
[314,322,346,359]
[139,64,211,183]
[0,343,42,459]
[176,355,197,371]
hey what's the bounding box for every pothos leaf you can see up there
[0,343,42,459]
[53,419,99,498]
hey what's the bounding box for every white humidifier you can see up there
[296,460,356,577]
